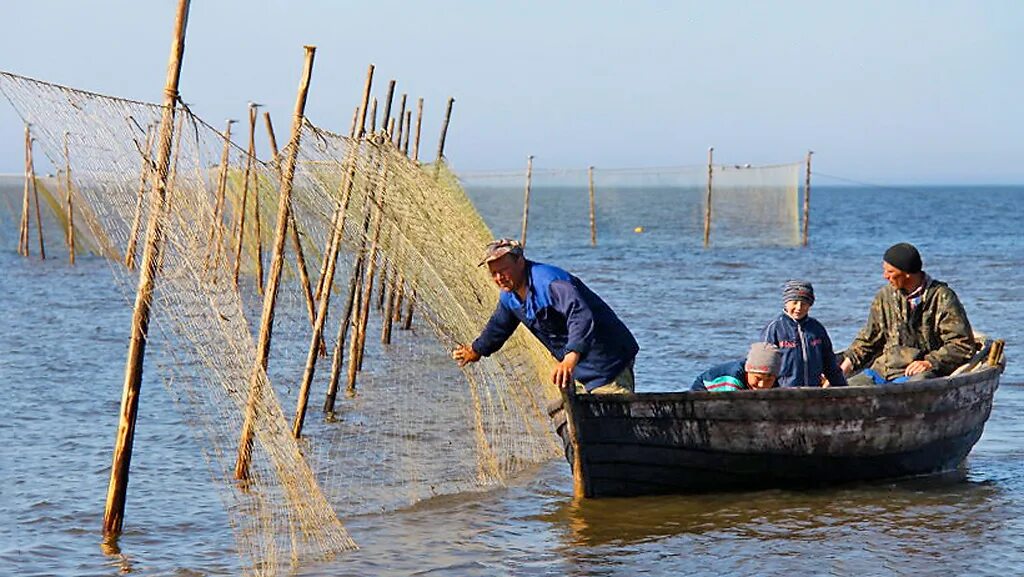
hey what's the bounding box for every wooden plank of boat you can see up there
[552,365,1002,498]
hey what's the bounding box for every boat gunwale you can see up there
[570,365,1002,406]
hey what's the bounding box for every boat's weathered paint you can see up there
[553,365,1001,497]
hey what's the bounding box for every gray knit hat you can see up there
[782,280,815,306]
[745,342,782,375]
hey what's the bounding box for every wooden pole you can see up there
[323,65,376,413]
[125,125,156,270]
[232,104,258,291]
[435,97,454,167]
[265,111,319,344]
[560,385,589,498]
[235,45,317,480]
[27,131,45,260]
[401,109,412,156]
[291,106,363,437]
[412,97,424,162]
[103,0,191,537]
[520,155,533,247]
[19,125,31,257]
[703,146,713,248]
[205,120,234,271]
[64,132,76,265]
[394,93,407,149]
[803,150,813,247]
[369,97,378,135]
[249,104,265,293]
[588,165,597,246]
[381,80,396,139]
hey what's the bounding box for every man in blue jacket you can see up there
[452,238,639,394]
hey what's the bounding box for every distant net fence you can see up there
[458,161,804,250]
[0,70,561,575]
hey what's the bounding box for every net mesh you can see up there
[459,162,803,250]
[0,70,561,575]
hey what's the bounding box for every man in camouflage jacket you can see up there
[841,243,975,384]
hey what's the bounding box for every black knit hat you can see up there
[883,243,922,274]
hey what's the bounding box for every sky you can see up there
[0,0,1021,184]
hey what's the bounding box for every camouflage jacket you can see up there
[844,276,975,380]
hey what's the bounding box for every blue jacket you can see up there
[691,360,749,392]
[472,260,639,391]
[760,313,847,387]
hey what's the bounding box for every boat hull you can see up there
[553,366,1000,497]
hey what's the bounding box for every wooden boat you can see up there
[551,341,1005,498]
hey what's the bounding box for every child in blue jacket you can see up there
[760,280,847,388]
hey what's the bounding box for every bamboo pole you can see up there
[265,111,318,345]
[231,104,259,290]
[412,97,424,162]
[520,155,533,248]
[18,125,31,257]
[235,45,317,480]
[803,150,813,247]
[401,109,412,156]
[394,93,407,149]
[125,125,156,270]
[64,132,76,265]
[290,105,362,436]
[436,97,454,167]
[588,165,596,247]
[348,175,385,387]
[103,0,191,537]
[27,130,45,260]
[703,146,713,248]
[250,104,265,293]
[381,80,396,139]
[205,120,234,271]
[323,66,376,413]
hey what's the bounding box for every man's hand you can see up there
[551,352,580,389]
[452,344,481,367]
[905,359,933,377]
[839,357,854,376]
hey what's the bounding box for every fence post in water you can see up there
[204,120,234,272]
[381,80,396,139]
[249,104,265,293]
[27,128,45,260]
[64,132,76,265]
[231,104,258,291]
[803,150,813,247]
[401,108,411,156]
[291,108,362,428]
[703,146,714,248]
[18,124,31,257]
[412,97,424,163]
[323,67,375,413]
[435,97,454,171]
[588,165,597,246]
[235,45,317,480]
[520,155,533,248]
[104,0,191,537]
[125,125,155,270]
[265,111,320,350]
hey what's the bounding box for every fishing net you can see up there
[0,70,561,575]
[459,161,803,250]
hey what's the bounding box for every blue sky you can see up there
[0,0,1021,183]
